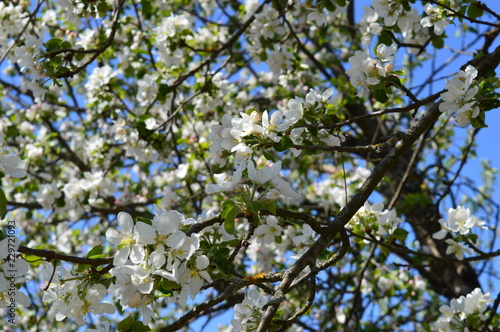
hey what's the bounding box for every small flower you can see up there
[106,212,156,265]
[445,239,472,260]
[205,163,245,194]
[254,216,283,244]
[420,4,450,35]
[439,65,480,127]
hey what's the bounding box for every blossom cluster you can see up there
[153,14,192,68]
[345,43,397,96]
[42,268,115,327]
[207,88,343,200]
[231,287,269,331]
[435,288,493,331]
[439,65,481,127]
[359,1,452,50]
[105,209,214,324]
[36,170,115,221]
[348,201,403,240]
[40,208,233,327]
[433,206,487,260]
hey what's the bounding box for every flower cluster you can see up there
[85,65,118,105]
[435,288,493,331]
[13,35,45,99]
[439,65,480,127]
[106,209,213,324]
[420,3,451,35]
[42,266,115,326]
[231,287,269,331]
[346,43,397,96]
[305,1,350,27]
[207,87,346,201]
[35,170,115,220]
[153,14,192,68]
[433,206,487,260]
[245,3,286,70]
[348,202,403,240]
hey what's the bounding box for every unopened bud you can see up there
[250,111,261,124]
[234,184,247,193]
[128,291,142,308]
[385,63,394,73]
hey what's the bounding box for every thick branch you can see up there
[256,44,500,331]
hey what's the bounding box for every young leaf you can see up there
[273,136,294,152]
[86,244,104,258]
[45,38,63,53]
[373,89,389,103]
[224,206,240,235]
[470,111,487,128]
[324,0,337,12]
[221,199,236,218]
[392,228,408,242]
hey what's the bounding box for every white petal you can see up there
[117,212,134,233]
[130,245,146,264]
[113,247,131,266]
[135,222,156,245]
[106,229,122,245]
[0,154,26,178]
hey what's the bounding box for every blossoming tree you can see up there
[1,0,500,331]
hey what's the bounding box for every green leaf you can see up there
[0,187,6,219]
[45,38,63,53]
[402,1,412,11]
[221,199,236,218]
[378,31,392,46]
[263,199,277,215]
[60,41,72,50]
[216,257,232,274]
[392,228,408,242]
[220,239,240,247]
[86,244,103,258]
[467,3,484,20]
[335,0,346,7]
[75,52,86,61]
[470,111,487,128]
[118,317,151,332]
[99,276,115,288]
[141,0,153,18]
[224,206,240,235]
[75,264,91,273]
[157,84,170,103]
[468,233,478,244]
[380,245,390,257]
[387,75,403,89]
[160,279,180,291]
[373,89,389,103]
[431,37,444,49]
[118,317,134,331]
[214,247,231,259]
[250,201,263,213]
[263,149,278,162]
[273,136,294,152]
[324,0,336,12]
